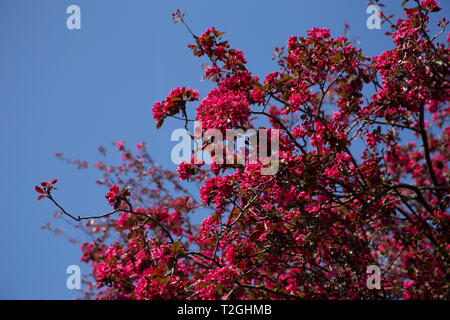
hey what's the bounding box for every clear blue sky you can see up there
[0,0,448,299]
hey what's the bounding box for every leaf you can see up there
[198,281,212,288]
[151,268,164,276]
[193,50,204,57]
[214,283,224,293]
[37,195,46,200]
[253,82,264,90]
[156,120,164,129]
[172,240,182,254]
[160,276,171,284]
[35,186,44,194]
[167,257,176,269]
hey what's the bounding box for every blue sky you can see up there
[0,0,448,299]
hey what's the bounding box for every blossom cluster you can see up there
[152,87,199,128]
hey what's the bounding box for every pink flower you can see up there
[152,87,199,127]
[105,185,120,207]
[250,88,265,104]
[117,140,125,151]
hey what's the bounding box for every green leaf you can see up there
[214,283,224,293]
[167,257,176,269]
[160,276,171,284]
[172,240,182,254]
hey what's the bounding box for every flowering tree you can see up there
[38,0,448,299]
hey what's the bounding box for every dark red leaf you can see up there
[35,186,44,194]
